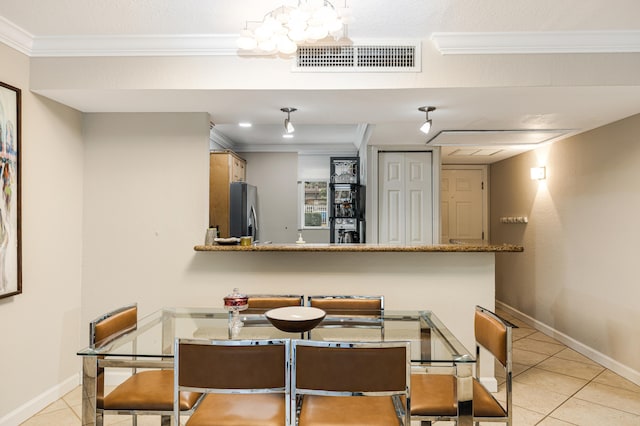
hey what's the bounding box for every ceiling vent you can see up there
[292,41,421,72]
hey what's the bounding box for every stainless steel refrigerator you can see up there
[229,182,258,240]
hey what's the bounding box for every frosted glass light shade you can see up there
[420,120,432,134]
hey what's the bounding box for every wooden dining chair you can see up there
[90,303,201,426]
[174,338,290,426]
[292,339,411,426]
[410,305,516,425]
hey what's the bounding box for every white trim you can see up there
[352,124,369,151]
[431,30,640,55]
[479,377,498,393]
[2,19,638,58]
[209,127,236,151]
[0,374,79,426]
[233,143,357,155]
[31,34,239,57]
[0,15,33,55]
[496,300,640,387]
[368,145,380,243]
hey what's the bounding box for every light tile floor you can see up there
[21,308,640,425]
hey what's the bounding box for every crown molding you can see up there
[0,16,33,55]
[31,34,238,57]
[209,127,236,150]
[3,14,640,58]
[0,16,239,56]
[233,143,358,154]
[431,31,640,55]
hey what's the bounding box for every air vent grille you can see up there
[297,46,355,68]
[293,42,420,72]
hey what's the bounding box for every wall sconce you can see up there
[530,166,546,180]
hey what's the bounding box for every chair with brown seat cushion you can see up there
[245,294,304,314]
[307,295,384,338]
[174,338,290,426]
[292,339,410,426]
[410,305,515,425]
[90,304,201,426]
[307,295,383,316]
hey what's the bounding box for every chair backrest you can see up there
[90,303,138,347]
[474,306,513,368]
[474,305,516,425]
[307,295,384,315]
[292,339,410,424]
[176,338,289,391]
[245,294,304,314]
[88,304,139,404]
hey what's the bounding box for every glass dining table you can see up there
[77,307,476,426]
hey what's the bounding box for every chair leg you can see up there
[96,412,104,426]
[132,414,137,426]
[161,414,171,426]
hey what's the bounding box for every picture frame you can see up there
[0,81,21,300]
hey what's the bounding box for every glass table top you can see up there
[77,307,474,364]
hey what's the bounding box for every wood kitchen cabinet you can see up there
[209,151,246,236]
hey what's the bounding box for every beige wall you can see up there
[491,113,640,383]
[81,112,211,319]
[0,44,84,422]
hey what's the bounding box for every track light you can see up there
[418,106,436,134]
[281,107,297,133]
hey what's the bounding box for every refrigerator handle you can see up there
[250,205,258,238]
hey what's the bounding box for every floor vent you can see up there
[292,42,421,72]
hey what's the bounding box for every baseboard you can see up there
[479,377,498,392]
[0,374,79,426]
[496,300,640,387]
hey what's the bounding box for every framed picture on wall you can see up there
[0,81,21,300]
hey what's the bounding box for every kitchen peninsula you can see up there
[194,242,522,252]
[193,241,523,387]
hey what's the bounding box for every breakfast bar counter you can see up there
[193,243,523,252]
[191,241,523,392]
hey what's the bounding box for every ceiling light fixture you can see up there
[238,122,252,128]
[237,0,351,56]
[418,106,436,134]
[281,107,297,133]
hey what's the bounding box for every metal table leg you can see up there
[81,355,98,426]
[455,356,474,426]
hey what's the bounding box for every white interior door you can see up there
[441,168,485,243]
[379,152,433,244]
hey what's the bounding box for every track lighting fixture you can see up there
[418,106,436,134]
[281,107,297,133]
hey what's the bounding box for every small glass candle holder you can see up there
[223,288,248,338]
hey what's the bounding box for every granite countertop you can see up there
[193,243,523,253]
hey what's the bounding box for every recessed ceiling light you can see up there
[282,134,294,139]
[238,122,252,128]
